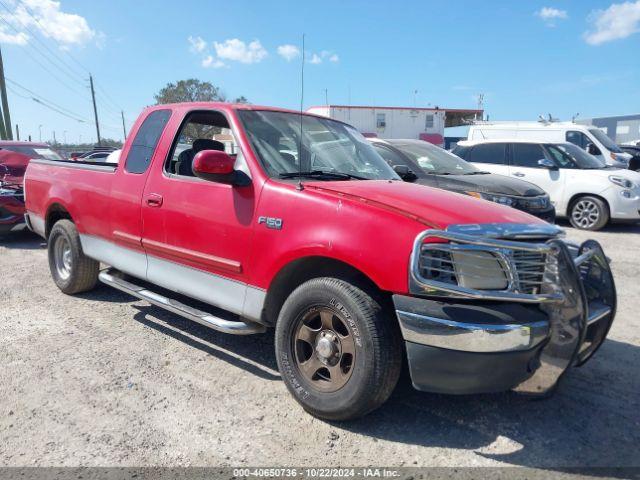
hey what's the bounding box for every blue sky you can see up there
[1,0,640,144]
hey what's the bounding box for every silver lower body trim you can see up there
[79,234,266,323]
[396,310,549,353]
[26,212,45,238]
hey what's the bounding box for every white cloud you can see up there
[309,53,322,64]
[213,38,267,64]
[0,0,98,47]
[188,35,207,53]
[0,29,28,45]
[583,1,640,45]
[536,6,568,26]
[201,55,225,69]
[306,50,339,64]
[277,44,300,61]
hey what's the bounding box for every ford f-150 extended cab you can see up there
[24,103,616,420]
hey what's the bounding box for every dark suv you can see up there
[370,139,555,222]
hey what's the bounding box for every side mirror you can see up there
[192,150,250,186]
[393,164,418,181]
[537,158,558,170]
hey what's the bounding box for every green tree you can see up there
[234,96,249,104]
[154,79,227,104]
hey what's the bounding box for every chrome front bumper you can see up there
[396,230,616,396]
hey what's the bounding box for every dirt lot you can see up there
[1,224,639,470]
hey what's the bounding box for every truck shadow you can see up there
[0,229,45,249]
[112,295,639,472]
[130,304,280,382]
[341,338,640,473]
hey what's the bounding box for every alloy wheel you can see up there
[292,306,356,393]
[572,199,600,229]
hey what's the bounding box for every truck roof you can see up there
[457,138,573,146]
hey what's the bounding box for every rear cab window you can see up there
[124,109,171,174]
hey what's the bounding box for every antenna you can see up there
[297,34,305,191]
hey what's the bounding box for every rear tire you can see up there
[47,219,99,294]
[569,196,609,231]
[275,277,402,421]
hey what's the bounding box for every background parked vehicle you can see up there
[370,138,555,222]
[467,121,634,169]
[620,144,640,165]
[0,142,63,234]
[455,139,640,230]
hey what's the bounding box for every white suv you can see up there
[454,139,640,230]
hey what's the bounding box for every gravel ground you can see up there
[1,224,639,470]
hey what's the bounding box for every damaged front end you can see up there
[393,223,616,396]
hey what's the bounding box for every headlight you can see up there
[466,191,515,206]
[609,176,634,189]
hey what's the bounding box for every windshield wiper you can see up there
[279,170,365,180]
[463,171,491,175]
[423,171,452,175]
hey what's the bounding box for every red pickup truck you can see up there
[24,102,616,420]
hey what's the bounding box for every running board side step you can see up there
[98,268,266,335]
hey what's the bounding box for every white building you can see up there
[306,105,482,146]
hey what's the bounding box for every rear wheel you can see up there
[275,277,402,421]
[48,219,99,294]
[569,196,609,231]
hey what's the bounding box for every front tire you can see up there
[275,277,402,421]
[569,196,609,231]
[47,219,99,294]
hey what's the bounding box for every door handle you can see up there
[145,193,163,207]
[513,172,525,177]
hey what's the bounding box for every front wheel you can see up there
[275,277,402,421]
[569,196,609,231]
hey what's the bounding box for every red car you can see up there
[0,142,64,234]
[24,103,616,420]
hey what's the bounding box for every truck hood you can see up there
[416,172,544,196]
[304,180,545,230]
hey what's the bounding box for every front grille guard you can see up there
[410,229,565,304]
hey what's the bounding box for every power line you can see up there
[6,77,88,119]
[0,17,88,98]
[7,85,87,122]
[0,0,86,87]
[14,0,90,75]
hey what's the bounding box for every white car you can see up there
[467,121,634,169]
[454,139,640,230]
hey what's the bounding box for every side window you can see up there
[376,113,386,129]
[125,109,171,174]
[166,110,238,177]
[511,143,546,168]
[566,131,586,149]
[373,145,407,167]
[465,143,506,165]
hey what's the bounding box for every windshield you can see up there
[588,129,622,153]
[237,110,399,180]
[0,145,63,160]
[391,141,479,175]
[546,143,606,169]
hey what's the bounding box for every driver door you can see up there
[507,143,565,206]
[140,108,258,317]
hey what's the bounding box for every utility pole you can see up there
[121,110,126,139]
[52,130,56,144]
[0,45,12,140]
[15,123,19,141]
[38,124,42,142]
[89,74,102,146]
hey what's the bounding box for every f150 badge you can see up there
[258,216,283,230]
